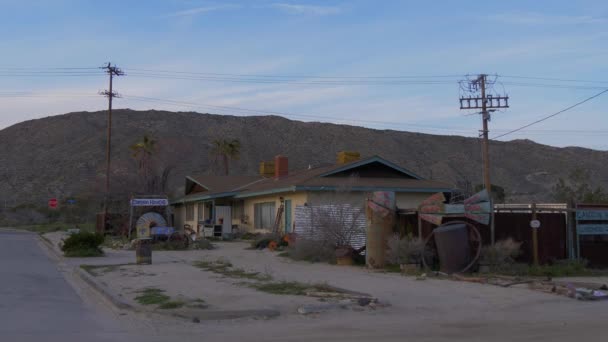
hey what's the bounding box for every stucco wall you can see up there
[242,191,308,233]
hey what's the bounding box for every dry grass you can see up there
[193,259,273,281]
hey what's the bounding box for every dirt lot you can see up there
[44,232,608,341]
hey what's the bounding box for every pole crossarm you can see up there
[459,96,509,109]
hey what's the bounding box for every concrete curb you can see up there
[36,234,134,311]
[75,268,134,310]
[36,233,282,321]
[37,233,62,260]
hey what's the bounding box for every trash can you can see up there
[434,223,470,274]
[135,238,152,265]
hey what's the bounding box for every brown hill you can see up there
[1,109,606,208]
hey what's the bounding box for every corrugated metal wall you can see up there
[294,204,366,249]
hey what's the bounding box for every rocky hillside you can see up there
[1,109,607,207]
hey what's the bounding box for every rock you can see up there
[416,273,427,281]
[357,298,372,306]
[297,303,342,315]
[192,317,200,323]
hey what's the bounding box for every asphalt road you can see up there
[0,230,135,342]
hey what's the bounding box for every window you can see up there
[254,202,276,230]
[186,204,194,221]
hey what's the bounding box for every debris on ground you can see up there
[297,297,387,315]
[446,273,608,301]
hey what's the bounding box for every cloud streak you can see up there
[489,11,605,25]
[169,4,240,17]
[271,3,341,16]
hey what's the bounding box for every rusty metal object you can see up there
[422,220,482,274]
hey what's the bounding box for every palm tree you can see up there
[211,139,241,175]
[131,135,157,192]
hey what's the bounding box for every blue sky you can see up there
[1,0,607,149]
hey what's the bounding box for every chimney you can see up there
[274,155,288,178]
[337,151,360,165]
[259,161,275,178]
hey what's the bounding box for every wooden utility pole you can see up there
[479,75,491,194]
[459,74,509,244]
[100,63,124,218]
[531,202,539,265]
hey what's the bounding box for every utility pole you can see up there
[100,63,124,220]
[460,74,509,243]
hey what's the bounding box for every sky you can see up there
[1,0,607,149]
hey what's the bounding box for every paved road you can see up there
[0,230,137,342]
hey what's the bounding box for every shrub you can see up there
[191,238,215,250]
[526,259,590,277]
[239,232,260,240]
[386,234,425,265]
[286,238,336,263]
[479,238,522,268]
[61,231,104,257]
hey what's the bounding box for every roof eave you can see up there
[233,186,297,199]
[295,186,453,193]
[317,156,423,180]
[171,190,240,204]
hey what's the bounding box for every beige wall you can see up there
[241,191,308,233]
[173,191,434,233]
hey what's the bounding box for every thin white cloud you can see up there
[169,4,240,17]
[271,3,341,16]
[489,11,605,25]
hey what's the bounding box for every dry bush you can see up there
[480,238,522,267]
[386,234,425,265]
[287,238,336,263]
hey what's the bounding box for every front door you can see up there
[284,199,292,233]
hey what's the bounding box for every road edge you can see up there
[74,267,134,310]
[36,233,134,310]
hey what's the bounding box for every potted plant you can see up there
[387,234,424,274]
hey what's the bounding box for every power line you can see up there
[126,73,459,86]
[492,88,608,140]
[120,94,480,134]
[502,75,608,84]
[124,68,463,79]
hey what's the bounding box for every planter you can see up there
[335,246,354,266]
[400,263,418,274]
[336,256,354,266]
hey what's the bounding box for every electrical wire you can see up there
[492,88,608,140]
[120,94,479,134]
[124,68,463,79]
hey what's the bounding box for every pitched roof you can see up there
[174,155,453,204]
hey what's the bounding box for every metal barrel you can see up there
[135,238,152,265]
[434,223,470,274]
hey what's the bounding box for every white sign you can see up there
[130,198,169,207]
[530,219,541,229]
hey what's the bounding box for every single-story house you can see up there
[171,153,453,236]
